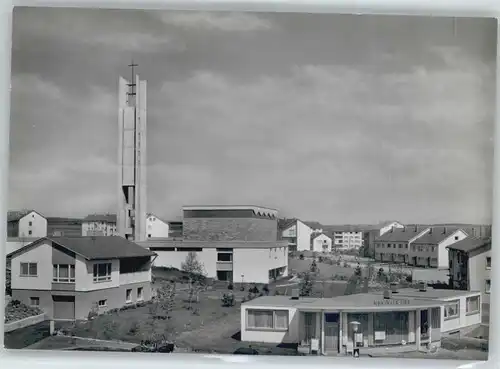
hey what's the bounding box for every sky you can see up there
[8,8,497,225]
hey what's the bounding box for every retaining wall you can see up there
[4,313,46,333]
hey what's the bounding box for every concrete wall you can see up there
[4,312,46,333]
[440,293,482,333]
[18,212,47,238]
[240,305,299,343]
[312,234,332,252]
[11,241,53,290]
[437,230,468,269]
[297,221,313,251]
[146,215,170,239]
[183,218,278,242]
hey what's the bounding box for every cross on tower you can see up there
[127,60,138,99]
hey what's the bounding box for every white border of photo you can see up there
[0,1,498,369]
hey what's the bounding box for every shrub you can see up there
[249,285,259,294]
[343,262,349,268]
[240,285,245,292]
[228,283,234,290]
[221,293,235,307]
[406,275,412,282]
[318,256,324,263]
[299,254,304,260]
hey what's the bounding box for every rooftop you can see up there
[183,205,278,212]
[446,236,491,253]
[375,226,429,242]
[7,210,42,222]
[411,226,461,244]
[83,214,117,223]
[8,236,155,260]
[46,217,83,224]
[387,287,481,300]
[137,239,288,249]
[243,293,443,312]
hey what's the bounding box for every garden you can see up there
[4,299,44,324]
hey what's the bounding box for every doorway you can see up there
[420,310,429,341]
[52,295,75,320]
[324,313,340,353]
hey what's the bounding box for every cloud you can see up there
[157,11,274,32]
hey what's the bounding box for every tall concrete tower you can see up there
[117,65,147,242]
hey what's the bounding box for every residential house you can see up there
[374,226,429,264]
[279,218,323,252]
[82,214,117,236]
[7,210,47,239]
[447,236,491,304]
[409,227,468,269]
[47,217,83,237]
[364,221,405,257]
[8,236,156,320]
[138,205,288,284]
[145,213,170,239]
[311,233,333,253]
[240,286,481,355]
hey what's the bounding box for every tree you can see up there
[299,272,314,297]
[150,282,176,319]
[181,252,206,310]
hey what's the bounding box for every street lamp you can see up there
[350,321,361,357]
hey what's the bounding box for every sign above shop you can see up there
[374,299,411,306]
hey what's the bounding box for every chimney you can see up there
[383,290,392,299]
[291,289,300,300]
[390,226,394,233]
[414,225,418,232]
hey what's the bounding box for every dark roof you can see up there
[303,221,324,230]
[47,217,83,225]
[8,236,155,260]
[446,236,491,253]
[375,226,428,242]
[169,230,183,238]
[278,218,297,230]
[7,210,43,222]
[83,214,117,223]
[411,227,462,244]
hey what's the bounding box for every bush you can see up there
[343,262,349,268]
[240,285,245,292]
[228,283,234,290]
[221,293,235,307]
[406,275,412,282]
[318,256,324,263]
[249,285,259,294]
[299,254,304,260]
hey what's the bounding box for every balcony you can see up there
[119,270,150,285]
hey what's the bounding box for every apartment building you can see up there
[139,205,288,284]
[374,226,467,269]
[447,236,491,304]
[7,210,47,238]
[82,214,117,236]
[280,219,323,252]
[8,236,156,320]
[326,225,364,250]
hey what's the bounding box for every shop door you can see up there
[324,313,339,352]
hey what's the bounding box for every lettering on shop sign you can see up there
[373,299,411,306]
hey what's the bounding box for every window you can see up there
[126,289,132,303]
[53,264,75,283]
[466,296,480,315]
[148,234,152,238]
[29,221,32,226]
[28,230,32,235]
[486,257,491,269]
[93,263,112,282]
[30,297,40,307]
[485,279,491,294]
[137,287,144,301]
[98,299,107,307]
[217,252,232,262]
[20,262,37,277]
[444,300,460,320]
[246,309,289,330]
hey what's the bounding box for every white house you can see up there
[327,225,364,250]
[82,214,117,236]
[280,219,323,252]
[311,233,332,253]
[138,239,289,284]
[7,210,47,239]
[240,286,481,355]
[145,213,171,239]
[7,236,156,320]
